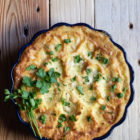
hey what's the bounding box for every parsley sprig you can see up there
[4,68,61,138]
[4,88,42,138]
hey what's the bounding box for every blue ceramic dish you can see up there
[10,23,134,140]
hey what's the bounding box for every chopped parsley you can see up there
[86,68,92,75]
[44,62,48,66]
[102,58,109,64]
[76,86,84,95]
[64,126,70,132]
[117,93,123,98]
[107,96,111,101]
[94,72,102,82]
[101,105,106,110]
[91,96,96,101]
[90,85,93,90]
[112,77,121,82]
[61,98,70,106]
[123,87,127,93]
[4,88,42,138]
[96,54,102,61]
[110,85,117,92]
[69,114,76,122]
[64,39,71,44]
[96,53,109,64]
[83,76,89,82]
[74,55,82,63]
[87,116,92,122]
[38,115,46,124]
[36,68,46,78]
[55,44,62,51]
[88,52,92,58]
[49,51,54,55]
[51,57,59,62]
[22,76,33,87]
[72,76,76,82]
[26,65,37,71]
[57,114,67,128]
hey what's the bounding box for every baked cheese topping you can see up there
[13,26,131,140]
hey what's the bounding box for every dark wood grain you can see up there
[0,0,49,139]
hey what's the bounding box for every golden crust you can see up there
[14,25,131,140]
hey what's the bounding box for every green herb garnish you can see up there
[83,76,89,82]
[55,44,62,51]
[86,68,92,75]
[88,52,92,58]
[87,116,92,122]
[51,57,59,62]
[64,39,71,44]
[117,93,123,98]
[64,126,70,132]
[38,115,46,124]
[110,85,117,92]
[94,72,102,82]
[22,76,33,87]
[69,114,76,122]
[72,76,76,82]
[90,85,93,90]
[112,77,121,82]
[49,51,54,55]
[102,58,109,64]
[107,96,111,101]
[91,96,96,101]
[101,105,106,110]
[26,65,37,71]
[4,89,42,138]
[61,98,70,106]
[36,68,46,78]
[123,87,127,93]
[44,62,48,66]
[74,55,82,63]
[76,86,84,95]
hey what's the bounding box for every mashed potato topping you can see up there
[13,25,131,140]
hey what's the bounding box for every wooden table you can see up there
[0,0,139,140]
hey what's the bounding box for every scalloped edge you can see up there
[10,23,135,140]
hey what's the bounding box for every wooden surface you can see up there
[0,0,140,140]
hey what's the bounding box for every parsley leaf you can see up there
[103,58,109,64]
[110,85,117,92]
[26,65,37,71]
[96,54,101,61]
[22,76,33,86]
[55,44,62,51]
[61,98,70,106]
[38,115,46,124]
[83,76,89,82]
[64,126,70,132]
[90,85,93,90]
[117,93,123,98]
[94,72,102,82]
[87,116,92,122]
[123,87,127,93]
[86,68,92,75]
[88,52,92,58]
[69,114,76,122]
[72,76,76,82]
[74,55,82,63]
[101,105,106,110]
[36,68,46,78]
[76,86,84,95]
[64,39,71,44]
[91,96,96,101]
[107,96,111,101]
[51,57,59,62]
